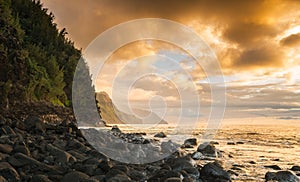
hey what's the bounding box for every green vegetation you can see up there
[0,0,82,107]
[95,92,168,125]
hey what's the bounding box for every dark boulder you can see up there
[183,138,197,146]
[0,144,13,154]
[265,171,299,182]
[12,144,30,156]
[111,125,122,133]
[24,115,45,133]
[197,142,222,158]
[264,165,282,170]
[61,171,89,182]
[105,169,131,181]
[200,161,230,181]
[154,132,167,138]
[291,166,300,172]
[164,177,182,182]
[0,162,20,182]
[30,174,52,182]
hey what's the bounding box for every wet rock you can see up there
[197,142,222,158]
[200,161,231,181]
[167,156,195,171]
[182,167,200,179]
[265,171,299,182]
[75,164,98,176]
[127,169,146,181]
[98,159,113,173]
[154,132,167,138]
[0,176,7,182]
[291,166,300,172]
[52,139,67,150]
[111,125,122,133]
[111,165,129,173]
[164,177,182,182]
[90,175,105,181]
[227,142,235,145]
[8,153,52,170]
[191,152,204,160]
[182,177,194,182]
[184,138,197,146]
[161,171,182,181]
[231,166,242,171]
[46,144,76,164]
[12,144,30,156]
[106,174,131,182]
[24,115,45,133]
[67,139,90,153]
[210,141,219,145]
[30,174,52,182]
[105,169,131,181]
[264,165,282,170]
[0,126,15,135]
[0,162,20,182]
[0,144,13,154]
[61,171,89,182]
[161,140,180,153]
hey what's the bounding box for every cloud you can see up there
[41,0,300,71]
[280,33,300,47]
[234,45,283,68]
[41,0,300,120]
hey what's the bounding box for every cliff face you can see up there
[96,92,168,125]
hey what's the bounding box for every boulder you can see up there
[265,171,300,182]
[167,156,195,171]
[105,169,131,181]
[200,161,230,181]
[127,169,146,181]
[161,140,180,153]
[191,152,204,160]
[61,171,89,182]
[0,144,13,154]
[0,176,8,182]
[12,144,30,156]
[30,174,52,182]
[184,138,197,146]
[265,171,299,182]
[0,126,16,135]
[164,177,182,182]
[182,167,200,179]
[8,153,52,171]
[0,162,20,182]
[197,142,222,158]
[46,144,76,163]
[111,125,122,133]
[264,165,282,170]
[227,142,235,145]
[106,174,131,182]
[291,166,300,172]
[24,115,45,133]
[154,132,167,138]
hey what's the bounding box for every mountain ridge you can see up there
[96,91,168,125]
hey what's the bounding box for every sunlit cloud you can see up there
[41,0,300,120]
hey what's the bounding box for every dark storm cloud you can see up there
[41,0,300,70]
[235,46,283,68]
[280,33,300,47]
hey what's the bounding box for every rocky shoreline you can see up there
[0,103,299,181]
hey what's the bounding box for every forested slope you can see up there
[0,0,82,107]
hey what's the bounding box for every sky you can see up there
[41,0,300,123]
